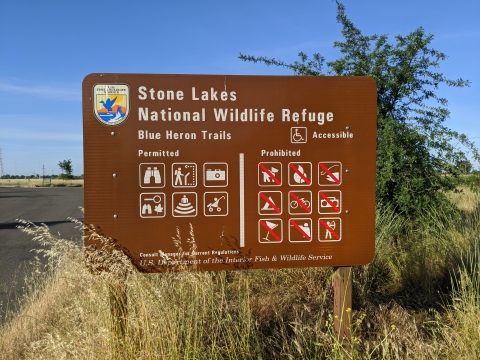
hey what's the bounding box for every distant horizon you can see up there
[1,0,479,175]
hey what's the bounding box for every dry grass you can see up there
[0,179,83,187]
[0,188,479,359]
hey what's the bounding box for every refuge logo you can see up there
[93,84,130,126]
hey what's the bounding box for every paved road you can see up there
[0,187,84,323]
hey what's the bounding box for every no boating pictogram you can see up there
[319,161,342,185]
[258,162,282,186]
[258,219,283,243]
[318,190,342,214]
[289,218,312,242]
[319,218,342,241]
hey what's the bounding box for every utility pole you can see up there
[42,165,46,185]
[0,148,4,178]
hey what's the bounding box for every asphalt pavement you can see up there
[0,187,84,323]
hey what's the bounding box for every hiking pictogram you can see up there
[258,219,283,243]
[319,161,342,186]
[319,218,342,241]
[172,163,197,187]
[258,162,282,186]
[289,218,312,242]
[288,162,312,186]
[258,191,282,215]
[318,190,342,214]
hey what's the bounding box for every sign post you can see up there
[83,74,376,340]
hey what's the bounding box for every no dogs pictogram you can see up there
[258,162,282,186]
[319,218,342,241]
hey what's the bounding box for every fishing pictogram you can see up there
[318,161,342,186]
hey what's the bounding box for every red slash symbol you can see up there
[289,163,311,185]
[259,192,281,214]
[259,220,281,241]
[289,219,311,241]
[289,191,311,213]
[259,163,281,185]
[319,162,341,185]
[319,191,341,213]
[319,219,341,240]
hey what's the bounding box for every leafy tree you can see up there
[58,159,74,180]
[239,1,479,219]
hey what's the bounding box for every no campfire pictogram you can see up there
[319,218,342,241]
[289,162,312,186]
[289,218,312,242]
[258,219,283,243]
[258,162,282,186]
[318,161,342,185]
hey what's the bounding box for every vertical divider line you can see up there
[239,153,245,248]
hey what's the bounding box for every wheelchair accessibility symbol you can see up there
[291,127,307,144]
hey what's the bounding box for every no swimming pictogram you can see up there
[319,218,342,241]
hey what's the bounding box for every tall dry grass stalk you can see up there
[0,187,479,359]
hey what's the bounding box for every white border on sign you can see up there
[204,192,229,216]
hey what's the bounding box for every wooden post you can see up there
[334,266,352,341]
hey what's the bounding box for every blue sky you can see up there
[0,0,479,176]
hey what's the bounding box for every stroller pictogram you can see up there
[207,196,225,212]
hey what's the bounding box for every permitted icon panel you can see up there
[318,190,342,214]
[204,163,228,187]
[291,127,307,144]
[258,162,282,186]
[204,192,228,216]
[258,191,282,215]
[258,219,283,243]
[319,218,342,242]
[288,162,312,186]
[289,218,312,242]
[172,163,197,187]
[288,190,312,214]
[319,161,342,186]
[140,193,166,218]
[172,192,197,217]
[139,163,165,188]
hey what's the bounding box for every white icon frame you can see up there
[288,162,312,186]
[289,218,313,242]
[203,162,228,187]
[318,217,342,242]
[140,193,166,218]
[139,163,165,188]
[172,192,198,217]
[258,162,282,187]
[204,192,229,216]
[258,191,283,215]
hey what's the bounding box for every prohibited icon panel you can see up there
[288,190,312,215]
[319,217,342,242]
[172,192,197,217]
[204,163,228,187]
[318,161,342,186]
[288,162,312,186]
[140,193,166,218]
[204,192,228,216]
[258,162,282,186]
[140,163,165,188]
[172,163,197,187]
[289,218,313,242]
[258,219,283,243]
[318,190,342,214]
[258,191,282,215]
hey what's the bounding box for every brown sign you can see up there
[82,74,377,272]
